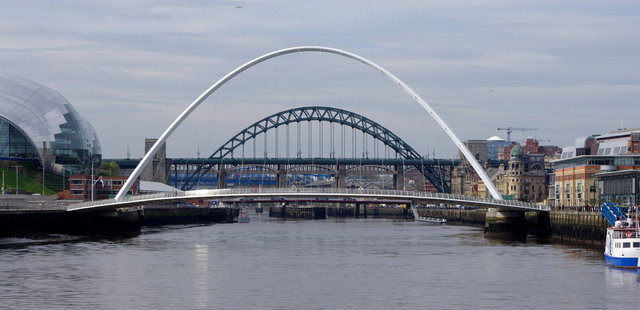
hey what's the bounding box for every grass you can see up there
[0,166,57,195]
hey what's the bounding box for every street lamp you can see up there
[13,165,18,194]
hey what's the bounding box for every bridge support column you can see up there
[277,164,287,188]
[217,165,227,189]
[530,211,551,237]
[393,164,405,190]
[335,164,346,188]
[484,208,526,238]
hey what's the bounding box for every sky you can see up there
[1,0,639,159]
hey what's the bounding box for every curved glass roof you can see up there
[0,76,101,173]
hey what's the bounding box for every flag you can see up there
[94,176,105,188]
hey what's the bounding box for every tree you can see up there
[99,161,121,176]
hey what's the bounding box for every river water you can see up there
[1,214,639,309]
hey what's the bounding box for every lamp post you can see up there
[14,165,18,195]
[42,162,45,195]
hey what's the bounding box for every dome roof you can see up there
[510,145,523,159]
[574,136,596,149]
[487,136,505,141]
[0,76,101,173]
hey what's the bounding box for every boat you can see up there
[602,202,640,268]
[411,206,446,225]
[238,208,250,223]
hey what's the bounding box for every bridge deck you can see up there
[66,188,549,213]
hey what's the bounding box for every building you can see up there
[487,136,511,161]
[61,174,139,201]
[461,139,488,163]
[596,170,640,206]
[553,155,640,207]
[552,129,640,207]
[522,137,539,154]
[0,77,101,175]
[141,138,170,183]
[595,128,640,155]
[453,136,553,202]
[494,145,547,202]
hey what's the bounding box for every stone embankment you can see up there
[417,207,608,247]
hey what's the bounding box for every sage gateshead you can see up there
[0,76,101,175]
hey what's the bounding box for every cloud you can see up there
[0,0,638,158]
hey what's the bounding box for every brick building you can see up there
[60,175,139,201]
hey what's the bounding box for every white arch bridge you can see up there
[101,46,530,215]
[66,188,549,213]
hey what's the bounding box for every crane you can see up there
[496,127,537,142]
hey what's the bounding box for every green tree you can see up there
[99,161,121,176]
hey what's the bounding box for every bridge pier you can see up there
[393,164,404,190]
[217,165,227,189]
[277,164,287,188]
[484,208,526,238]
[335,164,346,188]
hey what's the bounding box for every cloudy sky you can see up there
[1,1,639,159]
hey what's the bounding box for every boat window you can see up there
[634,242,640,248]
[623,242,631,248]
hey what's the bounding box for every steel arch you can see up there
[212,106,420,159]
[181,106,450,191]
[116,46,501,201]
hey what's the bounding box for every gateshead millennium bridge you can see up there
[72,46,542,214]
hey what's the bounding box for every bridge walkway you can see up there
[66,188,549,213]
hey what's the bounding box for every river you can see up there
[1,214,639,309]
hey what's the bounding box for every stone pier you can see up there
[484,208,526,237]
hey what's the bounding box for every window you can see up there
[70,179,84,184]
[634,242,640,248]
[577,182,583,200]
[623,242,631,248]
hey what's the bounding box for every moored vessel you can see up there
[238,208,250,223]
[411,206,446,225]
[602,203,640,268]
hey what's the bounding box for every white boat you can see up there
[238,208,250,223]
[602,203,640,268]
[411,206,446,225]
[415,216,447,224]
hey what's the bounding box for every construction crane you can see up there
[496,127,537,142]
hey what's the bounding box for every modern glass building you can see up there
[487,136,511,161]
[0,76,101,175]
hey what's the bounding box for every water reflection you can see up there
[1,219,640,309]
[194,243,210,308]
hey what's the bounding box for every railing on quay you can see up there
[65,188,549,212]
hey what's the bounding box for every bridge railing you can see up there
[66,187,548,211]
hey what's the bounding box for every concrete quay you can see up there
[0,206,237,237]
[417,207,608,246]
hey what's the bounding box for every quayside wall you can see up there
[417,208,608,247]
[0,207,237,237]
[269,205,414,220]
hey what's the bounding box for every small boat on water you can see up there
[411,206,446,225]
[602,202,640,268]
[415,216,447,224]
[238,208,250,223]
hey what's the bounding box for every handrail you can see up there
[66,188,548,212]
